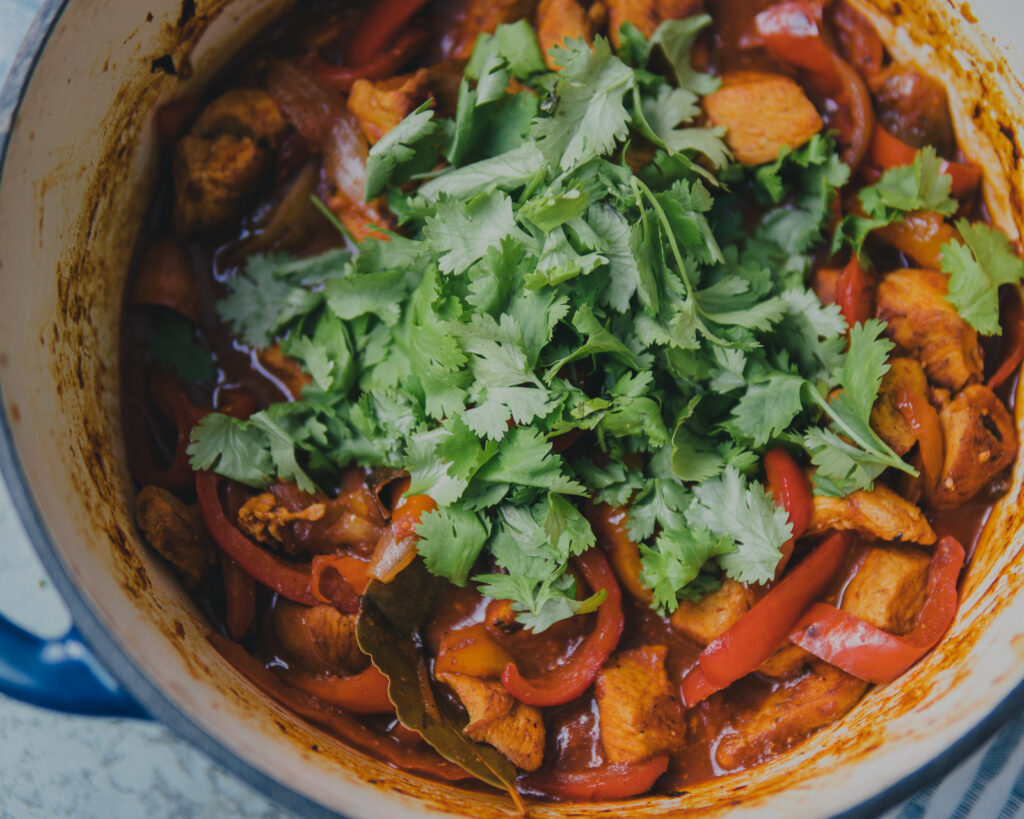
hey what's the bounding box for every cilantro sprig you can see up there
[190,18,912,625]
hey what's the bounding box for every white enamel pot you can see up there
[2,1,1024,816]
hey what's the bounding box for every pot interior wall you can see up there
[0,0,1023,817]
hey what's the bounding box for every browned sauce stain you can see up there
[8,403,20,423]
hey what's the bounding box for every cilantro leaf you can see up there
[415,506,491,586]
[424,191,531,275]
[687,466,790,584]
[150,310,215,386]
[640,525,734,614]
[364,102,443,200]
[942,219,1024,335]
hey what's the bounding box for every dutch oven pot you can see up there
[2,1,1024,816]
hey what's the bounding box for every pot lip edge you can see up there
[0,1,1022,817]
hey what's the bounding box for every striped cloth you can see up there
[1,0,1023,815]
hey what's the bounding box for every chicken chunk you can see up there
[704,72,823,165]
[716,661,868,770]
[347,62,465,144]
[605,0,704,47]
[669,578,749,645]
[841,546,931,634]
[757,641,812,680]
[173,133,271,235]
[446,0,539,59]
[136,485,215,589]
[876,269,984,391]
[438,672,545,770]
[191,88,288,148]
[273,600,368,675]
[932,384,1018,507]
[870,357,930,456]
[594,645,685,764]
[807,483,936,545]
[537,0,592,69]
[237,492,326,546]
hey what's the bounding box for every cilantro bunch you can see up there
[188,18,914,629]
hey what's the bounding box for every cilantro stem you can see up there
[310,194,358,246]
[629,176,735,348]
[802,383,917,476]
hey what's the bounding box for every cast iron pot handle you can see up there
[0,612,147,717]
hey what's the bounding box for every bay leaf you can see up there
[356,561,525,813]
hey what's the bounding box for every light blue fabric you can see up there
[1,1,1022,816]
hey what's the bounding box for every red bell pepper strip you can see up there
[763,448,813,578]
[869,124,982,200]
[521,756,669,800]
[989,286,1024,390]
[277,665,395,714]
[755,1,874,168]
[310,28,428,93]
[310,554,361,613]
[209,634,470,781]
[681,531,853,705]
[895,387,944,501]
[221,551,256,641]
[789,536,965,683]
[836,255,875,331]
[501,548,624,706]
[346,0,430,68]
[196,471,317,606]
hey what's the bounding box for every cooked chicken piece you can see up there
[670,578,749,645]
[605,0,704,47]
[876,269,984,391]
[757,641,812,680]
[173,133,271,235]
[237,492,326,546]
[704,72,823,165]
[136,485,215,589]
[537,0,592,69]
[929,385,952,411]
[191,88,288,148]
[841,546,931,634]
[932,384,1018,508]
[870,357,930,456]
[446,0,539,59]
[348,61,463,144]
[274,600,368,674]
[716,661,868,770]
[438,672,545,770]
[594,645,685,764]
[807,483,936,545]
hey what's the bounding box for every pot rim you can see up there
[1,2,1023,817]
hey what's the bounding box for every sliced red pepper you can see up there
[346,0,430,68]
[209,633,470,780]
[310,554,361,613]
[763,448,813,578]
[895,386,943,501]
[836,255,875,331]
[196,471,317,606]
[277,665,395,714]
[789,536,965,683]
[755,1,874,168]
[989,286,1024,390]
[309,28,428,93]
[501,548,624,707]
[521,756,669,801]
[221,551,256,641]
[869,124,982,200]
[681,531,853,705]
